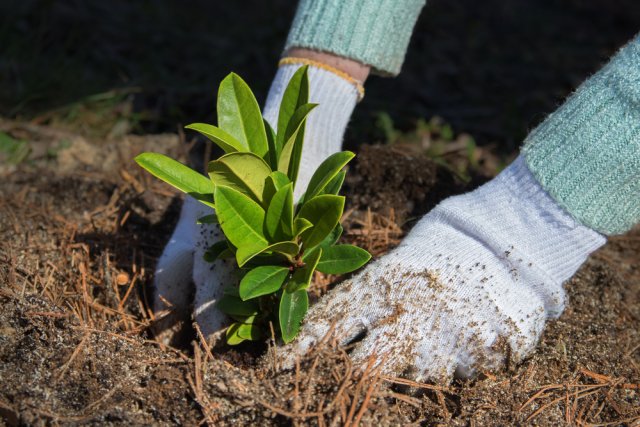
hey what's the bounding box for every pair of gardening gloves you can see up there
[152,64,605,382]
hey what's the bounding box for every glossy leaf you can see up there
[226,323,246,345]
[208,152,271,205]
[217,73,268,157]
[226,322,261,345]
[279,289,309,344]
[296,195,345,249]
[265,183,294,241]
[185,123,246,153]
[286,104,317,187]
[303,223,342,262]
[293,218,313,237]
[321,223,343,248]
[237,322,262,340]
[263,171,291,203]
[239,265,289,300]
[269,171,290,190]
[320,170,346,196]
[135,153,214,207]
[316,245,371,275]
[217,295,259,317]
[277,103,317,184]
[287,248,322,292]
[282,99,316,145]
[265,241,299,258]
[237,241,299,266]
[236,242,266,267]
[276,66,309,151]
[302,151,354,204]
[264,119,278,169]
[214,186,268,261]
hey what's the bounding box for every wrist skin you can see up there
[284,48,371,84]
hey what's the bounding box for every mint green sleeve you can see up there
[523,35,640,235]
[285,0,426,76]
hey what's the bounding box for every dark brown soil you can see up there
[0,123,638,426]
[0,297,200,426]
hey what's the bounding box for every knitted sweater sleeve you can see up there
[522,34,640,235]
[284,0,426,76]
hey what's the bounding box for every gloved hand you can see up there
[152,63,360,344]
[276,157,605,381]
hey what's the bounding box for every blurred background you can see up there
[2,0,640,160]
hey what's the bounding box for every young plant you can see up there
[135,67,371,345]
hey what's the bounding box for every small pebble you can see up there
[116,273,130,285]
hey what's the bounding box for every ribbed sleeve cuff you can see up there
[284,0,426,76]
[523,35,640,235]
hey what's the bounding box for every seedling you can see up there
[135,67,371,345]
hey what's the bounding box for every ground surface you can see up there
[1,1,640,425]
[0,122,638,426]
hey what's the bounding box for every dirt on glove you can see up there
[0,122,638,426]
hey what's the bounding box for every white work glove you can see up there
[153,64,360,344]
[277,157,605,381]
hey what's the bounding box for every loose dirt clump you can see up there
[0,123,638,425]
[348,144,468,223]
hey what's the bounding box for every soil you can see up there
[0,122,639,426]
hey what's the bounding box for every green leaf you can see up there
[197,214,218,224]
[287,247,322,292]
[267,241,300,258]
[278,136,295,177]
[317,245,371,275]
[217,73,268,157]
[184,123,246,153]
[303,223,342,262]
[236,245,264,267]
[237,241,299,266]
[276,66,309,151]
[302,151,354,204]
[214,186,268,262]
[263,171,291,203]
[239,265,290,300]
[296,195,345,249]
[237,322,262,340]
[135,153,214,207]
[203,240,229,262]
[321,223,343,248]
[208,152,271,205]
[285,104,317,187]
[226,323,246,345]
[320,170,346,196]
[269,171,290,189]
[294,218,313,237]
[277,103,317,185]
[217,295,259,317]
[265,183,294,241]
[279,289,309,344]
[264,119,278,170]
